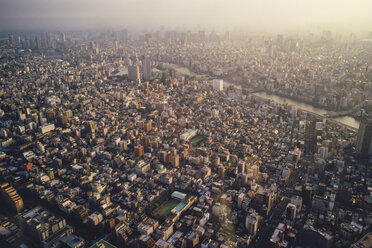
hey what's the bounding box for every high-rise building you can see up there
[213,79,223,91]
[60,33,66,43]
[290,195,303,214]
[8,34,15,46]
[356,119,372,157]
[0,183,24,214]
[286,203,296,221]
[245,213,259,236]
[114,40,118,50]
[128,65,141,82]
[142,58,152,81]
[304,115,317,156]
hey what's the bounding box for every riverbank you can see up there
[164,62,360,130]
[252,92,360,129]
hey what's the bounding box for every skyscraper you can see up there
[286,203,296,221]
[8,34,15,47]
[128,65,141,82]
[304,115,317,156]
[60,32,66,43]
[356,119,372,157]
[245,213,259,236]
[142,58,152,81]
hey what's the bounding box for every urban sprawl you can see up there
[0,29,372,248]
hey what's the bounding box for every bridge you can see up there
[324,102,364,118]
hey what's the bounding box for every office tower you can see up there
[213,79,223,91]
[266,192,273,214]
[356,119,372,157]
[302,186,313,206]
[60,32,66,43]
[128,65,141,82]
[0,183,24,214]
[241,173,249,186]
[286,203,296,221]
[115,40,118,50]
[8,34,15,46]
[245,213,258,236]
[290,195,302,214]
[304,115,317,156]
[90,41,96,49]
[142,58,152,80]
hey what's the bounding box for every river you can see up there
[166,63,360,129]
[253,92,360,129]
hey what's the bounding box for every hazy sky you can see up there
[0,0,371,34]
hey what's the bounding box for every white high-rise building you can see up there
[213,79,223,91]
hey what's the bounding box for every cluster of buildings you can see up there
[128,29,372,115]
[0,30,371,248]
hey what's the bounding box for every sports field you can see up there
[191,135,205,145]
[154,200,178,217]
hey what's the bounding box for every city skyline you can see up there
[1,0,372,35]
[1,1,372,248]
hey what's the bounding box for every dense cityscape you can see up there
[0,28,371,248]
